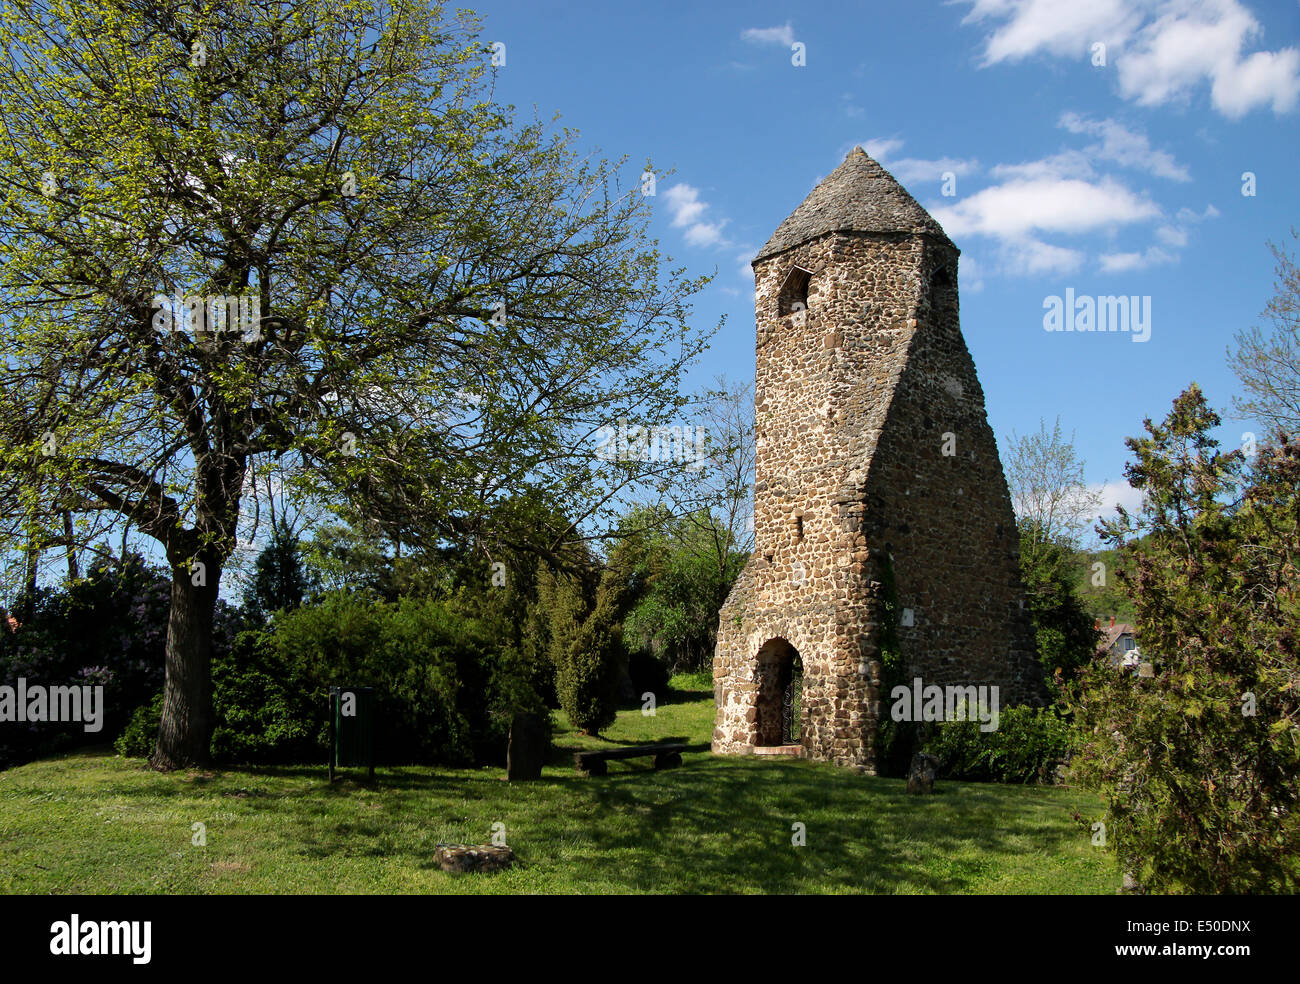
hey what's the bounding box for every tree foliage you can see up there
[555,570,624,736]
[242,519,314,618]
[1071,385,1300,893]
[620,506,747,672]
[0,552,241,768]
[1075,546,1138,623]
[1017,526,1099,696]
[0,0,712,767]
[1003,418,1104,696]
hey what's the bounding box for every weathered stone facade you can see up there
[713,148,1046,773]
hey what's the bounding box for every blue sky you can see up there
[479,0,1300,540]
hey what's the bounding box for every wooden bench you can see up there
[574,742,686,775]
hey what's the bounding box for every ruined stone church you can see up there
[713,147,1046,773]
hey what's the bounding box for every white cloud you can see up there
[663,183,730,248]
[862,137,904,160]
[946,236,1083,280]
[961,0,1300,117]
[987,116,1187,184]
[1154,202,1219,249]
[931,161,1167,277]
[1090,479,1146,526]
[858,119,1201,280]
[1118,1,1300,116]
[741,23,795,46]
[664,184,707,227]
[892,156,981,184]
[1000,236,1086,275]
[1102,201,1218,269]
[856,137,979,186]
[685,220,728,247]
[1098,246,1176,271]
[932,176,1159,239]
[962,0,1142,63]
[990,150,1095,181]
[1155,224,1188,248]
[1058,112,1190,180]
[736,248,757,281]
[1209,47,1300,116]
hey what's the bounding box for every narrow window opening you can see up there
[778,266,812,317]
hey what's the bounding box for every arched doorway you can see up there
[755,638,802,747]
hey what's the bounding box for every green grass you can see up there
[0,674,1118,894]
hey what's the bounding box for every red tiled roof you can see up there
[1096,622,1136,655]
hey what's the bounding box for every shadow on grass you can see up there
[396,760,1076,891]
[560,734,690,749]
[541,759,1085,893]
[85,750,1096,893]
[546,733,710,771]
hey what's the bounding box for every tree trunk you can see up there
[21,534,38,620]
[151,562,220,770]
[62,511,78,581]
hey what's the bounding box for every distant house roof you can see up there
[1097,622,1137,666]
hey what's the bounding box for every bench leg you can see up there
[580,758,608,776]
[653,752,682,770]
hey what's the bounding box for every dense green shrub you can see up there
[269,592,542,765]
[556,590,621,735]
[268,593,466,763]
[115,633,321,764]
[0,554,242,769]
[113,690,164,758]
[921,704,1076,784]
[619,507,748,673]
[113,591,546,767]
[211,630,322,763]
[626,648,670,704]
[1018,527,1102,695]
[1072,388,1300,893]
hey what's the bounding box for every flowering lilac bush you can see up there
[0,553,241,768]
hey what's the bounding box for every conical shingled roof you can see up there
[755,147,953,262]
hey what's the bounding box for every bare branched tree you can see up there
[1229,230,1300,436]
[1004,416,1102,562]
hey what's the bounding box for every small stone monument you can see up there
[507,711,547,781]
[906,752,940,794]
[434,844,515,873]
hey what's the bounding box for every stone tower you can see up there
[713,147,1045,773]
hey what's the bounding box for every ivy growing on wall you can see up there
[873,550,917,777]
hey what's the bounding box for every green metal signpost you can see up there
[329,685,375,783]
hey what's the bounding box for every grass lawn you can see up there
[0,673,1118,894]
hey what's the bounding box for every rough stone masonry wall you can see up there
[714,230,1046,773]
[860,239,1045,707]
[716,231,929,770]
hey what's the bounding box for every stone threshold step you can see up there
[752,744,804,756]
